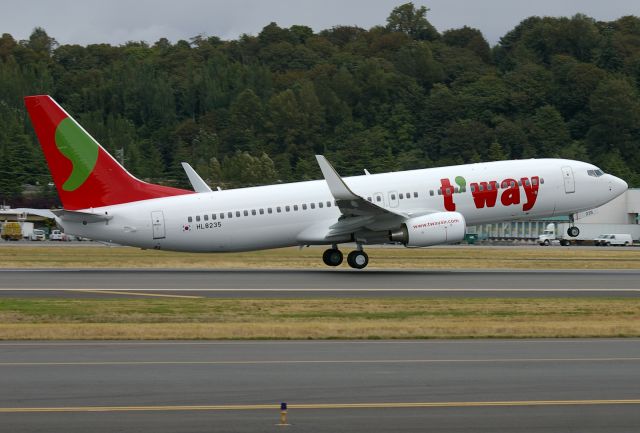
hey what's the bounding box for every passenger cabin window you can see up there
[252,210,256,216]
[429,191,434,196]
[220,213,225,219]
[228,212,232,218]
[277,207,282,213]
[188,217,192,223]
[390,194,396,200]
[204,215,209,221]
[294,205,299,211]
[413,192,418,198]
[286,206,291,212]
[259,209,265,215]
[318,202,323,208]
[376,196,382,202]
[399,193,404,199]
[236,211,241,217]
[212,214,217,220]
[268,208,273,214]
[326,201,331,207]
[196,216,201,222]
[302,204,307,210]
[310,203,315,209]
[243,210,248,216]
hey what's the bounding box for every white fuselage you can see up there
[57,159,627,252]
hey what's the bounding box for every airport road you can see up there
[0,268,639,298]
[0,339,639,432]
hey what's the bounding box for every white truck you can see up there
[539,223,640,246]
[31,229,46,241]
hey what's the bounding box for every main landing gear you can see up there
[322,244,369,269]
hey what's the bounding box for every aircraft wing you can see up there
[316,155,404,218]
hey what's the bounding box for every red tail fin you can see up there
[25,95,192,210]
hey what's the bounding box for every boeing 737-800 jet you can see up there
[25,95,628,269]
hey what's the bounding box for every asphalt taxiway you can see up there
[1,339,639,432]
[0,268,639,298]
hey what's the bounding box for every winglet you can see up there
[315,155,359,200]
[181,162,212,193]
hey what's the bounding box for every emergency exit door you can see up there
[151,210,166,239]
[561,166,575,193]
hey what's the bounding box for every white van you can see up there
[593,234,633,246]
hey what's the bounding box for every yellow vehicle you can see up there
[1,222,22,241]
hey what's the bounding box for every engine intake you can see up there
[389,212,466,247]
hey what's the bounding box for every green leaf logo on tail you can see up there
[54,118,99,191]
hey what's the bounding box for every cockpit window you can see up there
[588,169,605,177]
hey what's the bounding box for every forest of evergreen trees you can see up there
[1,3,639,207]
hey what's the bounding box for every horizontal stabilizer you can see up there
[52,209,113,223]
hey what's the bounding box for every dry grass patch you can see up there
[1,298,639,339]
[0,245,639,269]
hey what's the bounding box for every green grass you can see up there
[1,298,639,339]
[1,245,640,269]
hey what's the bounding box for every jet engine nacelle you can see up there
[389,212,466,247]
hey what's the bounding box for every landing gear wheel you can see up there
[567,226,580,237]
[322,248,343,267]
[347,250,369,269]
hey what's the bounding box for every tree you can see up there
[527,105,571,156]
[586,78,640,165]
[386,3,439,41]
[442,26,491,62]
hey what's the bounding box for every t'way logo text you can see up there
[439,176,539,212]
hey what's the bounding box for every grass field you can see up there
[1,244,640,269]
[0,298,639,340]
[1,245,638,340]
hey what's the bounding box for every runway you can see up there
[1,339,639,432]
[0,268,640,298]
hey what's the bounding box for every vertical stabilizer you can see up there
[25,95,192,210]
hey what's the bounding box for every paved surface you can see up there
[0,339,639,432]
[1,269,640,298]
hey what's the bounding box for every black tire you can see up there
[567,226,580,237]
[543,239,550,246]
[560,240,570,246]
[347,250,369,269]
[322,248,343,267]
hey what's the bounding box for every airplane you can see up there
[24,95,628,269]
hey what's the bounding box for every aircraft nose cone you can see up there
[608,175,628,196]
